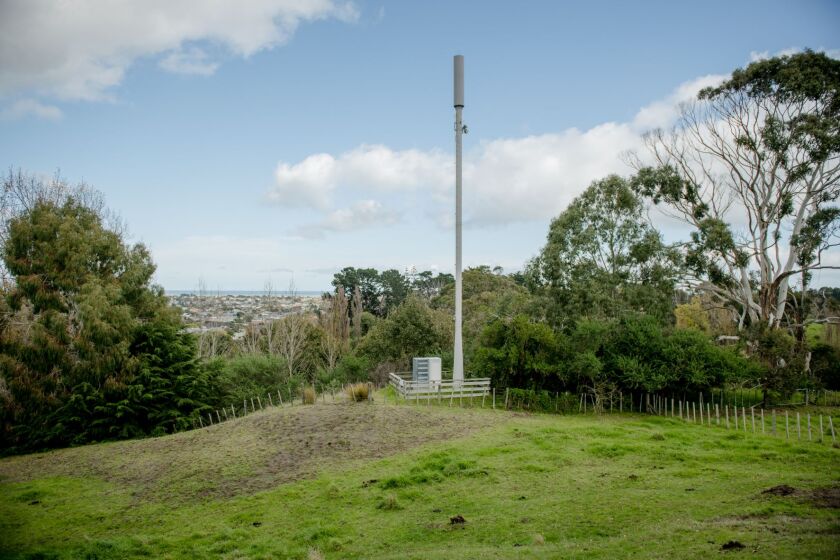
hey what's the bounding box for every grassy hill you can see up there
[1,397,838,559]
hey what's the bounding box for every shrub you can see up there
[333,353,371,384]
[303,386,316,405]
[345,382,369,402]
[204,354,292,406]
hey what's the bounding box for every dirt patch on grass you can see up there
[760,484,840,508]
[0,403,504,503]
[762,484,796,496]
[807,486,840,509]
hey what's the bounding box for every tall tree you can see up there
[332,267,382,316]
[378,269,410,315]
[0,198,209,450]
[631,50,840,332]
[527,175,680,328]
[319,287,349,372]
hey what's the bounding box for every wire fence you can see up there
[187,382,373,431]
[187,382,839,447]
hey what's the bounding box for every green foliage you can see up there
[505,388,578,413]
[330,353,371,385]
[527,175,680,327]
[473,316,563,390]
[356,296,452,370]
[474,313,755,396]
[203,354,291,406]
[0,199,210,452]
[749,326,805,400]
[674,297,711,333]
[434,266,535,371]
[809,343,840,390]
[700,49,840,168]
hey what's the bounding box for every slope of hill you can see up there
[1,399,838,559]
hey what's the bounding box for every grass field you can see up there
[1,396,838,559]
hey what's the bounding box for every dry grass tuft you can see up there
[345,382,370,402]
[377,494,402,511]
[303,386,317,405]
[307,547,324,560]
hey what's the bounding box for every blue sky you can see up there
[1,0,838,291]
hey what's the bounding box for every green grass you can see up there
[1,399,838,559]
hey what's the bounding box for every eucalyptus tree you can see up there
[527,175,680,328]
[631,50,840,332]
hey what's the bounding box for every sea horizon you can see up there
[165,289,326,297]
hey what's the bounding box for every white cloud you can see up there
[0,98,62,120]
[269,145,449,209]
[159,47,219,76]
[269,64,818,229]
[749,47,840,63]
[0,0,358,101]
[269,125,643,227]
[295,199,399,239]
[631,74,726,131]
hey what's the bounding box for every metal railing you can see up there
[388,372,491,400]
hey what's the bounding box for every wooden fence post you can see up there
[199,416,204,428]
[679,400,682,420]
[725,405,730,429]
[751,407,755,433]
[505,388,510,410]
[785,411,790,439]
[797,412,801,440]
[223,408,228,421]
[208,413,213,426]
[742,407,747,433]
[620,391,623,413]
[829,416,837,443]
[231,405,236,419]
[715,403,720,425]
[493,388,496,410]
[250,397,255,412]
[807,414,812,441]
[692,402,696,423]
[257,395,262,410]
[819,415,824,442]
[671,398,674,417]
[699,401,703,424]
[216,410,221,424]
[268,393,273,407]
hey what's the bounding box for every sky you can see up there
[1,0,839,291]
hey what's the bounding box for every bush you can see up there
[332,353,371,384]
[345,383,369,402]
[204,354,293,406]
[810,343,840,390]
[303,386,316,405]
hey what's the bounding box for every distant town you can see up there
[167,292,325,337]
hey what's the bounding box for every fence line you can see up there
[184,382,375,433]
[181,381,838,448]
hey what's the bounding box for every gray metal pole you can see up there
[453,54,464,383]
